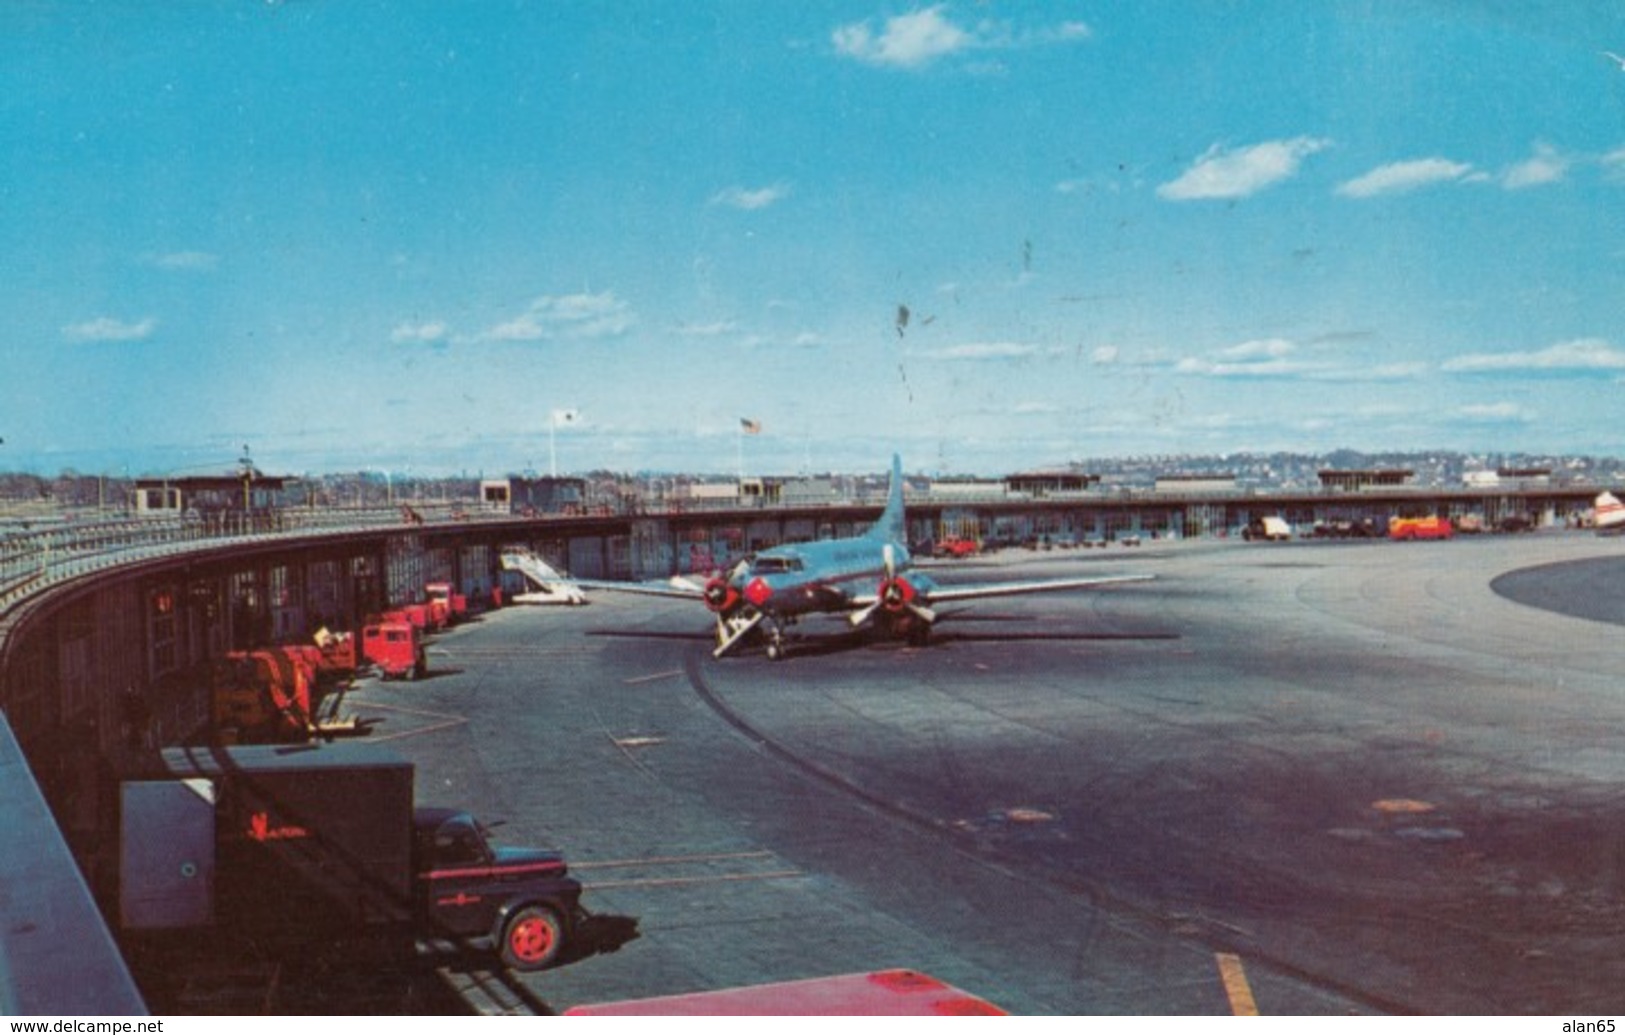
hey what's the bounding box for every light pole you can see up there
[549,409,578,478]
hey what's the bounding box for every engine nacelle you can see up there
[878,576,916,613]
[704,575,741,614]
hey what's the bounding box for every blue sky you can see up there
[5,2,1625,478]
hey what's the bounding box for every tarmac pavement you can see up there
[348,532,1625,1015]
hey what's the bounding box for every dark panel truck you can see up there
[117,741,584,971]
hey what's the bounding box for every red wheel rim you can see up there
[510,916,555,962]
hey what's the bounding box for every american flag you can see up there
[739,418,762,435]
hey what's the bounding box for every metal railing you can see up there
[0,494,891,614]
[0,504,529,616]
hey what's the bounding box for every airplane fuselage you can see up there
[729,537,932,618]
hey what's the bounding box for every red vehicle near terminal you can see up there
[362,616,427,680]
[425,581,469,625]
[933,536,980,558]
[1388,515,1454,541]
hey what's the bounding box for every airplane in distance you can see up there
[568,455,1153,660]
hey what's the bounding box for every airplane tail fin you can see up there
[869,454,907,544]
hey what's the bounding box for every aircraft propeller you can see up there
[703,572,740,614]
[849,543,936,629]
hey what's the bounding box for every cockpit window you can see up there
[752,556,803,574]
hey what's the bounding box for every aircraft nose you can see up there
[744,576,773,607]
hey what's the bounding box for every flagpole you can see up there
[736,423,743,485]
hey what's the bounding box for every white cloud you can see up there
[1442,338,1625,373]
[481,292,635,342]
[1364,362,1429,380]
[1175,338,1425,381]
[709,184,791,210]
[391,321,449,344]
[1176,339,1307,376]
[1335,158,1475,198]
[676,320,739,337]
[739,329,825,350]
[832,7,975,68]
[62,316,157,343]
[1456,402,1534,422]
[1502,143,1568,190]
[1156,137,1331,201]
[1217,338,1295,360]
[1091,345,1119,364]
[1601,147,1625,184]
[937,342,1049,361]
[831,6,1089,70]
[1175,355,1314,378]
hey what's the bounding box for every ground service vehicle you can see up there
[210,650,316,743]
[362,617,426,680]
[1596,491,1625,535]
[1311,518,1380,538]
[1388,515,1454,540]
[394,602,441,632]
[210,642,368,744]
[117,742,583,971]
[425,581,469,624]
[1453,513,1486,534]
[1243,516,1291,541]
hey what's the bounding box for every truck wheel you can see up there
[500,905,564,971]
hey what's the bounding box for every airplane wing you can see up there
[851,572,1154,608]
[561,575,708,600]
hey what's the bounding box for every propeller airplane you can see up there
[565,455,1153,660]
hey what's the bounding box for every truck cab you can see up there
[413,807,584,971]
[362,619,426,680]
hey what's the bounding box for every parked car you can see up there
[934,536,980,558]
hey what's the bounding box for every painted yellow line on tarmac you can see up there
[1215,952,1259,1016]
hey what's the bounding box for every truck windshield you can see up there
[430,816,489,867]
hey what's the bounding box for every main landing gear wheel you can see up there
[499,904,564,971]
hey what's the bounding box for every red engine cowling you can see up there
[704,575,741,614]
[878,576,916,613]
